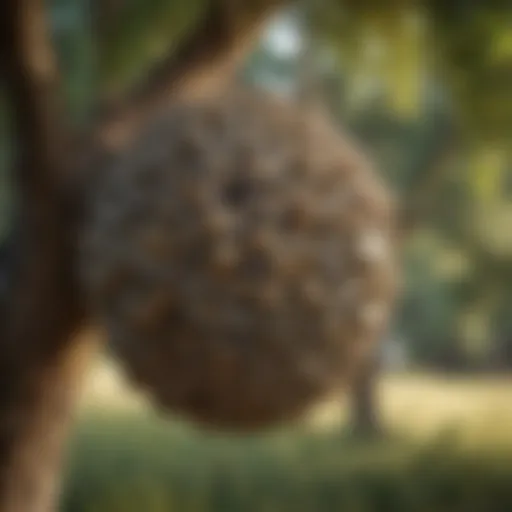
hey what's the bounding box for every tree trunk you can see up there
[0,1,288,510]
[0,338,97,512]
[0,1,94,510]
[348,352,383,438]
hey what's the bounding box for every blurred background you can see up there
[2,0,512,510]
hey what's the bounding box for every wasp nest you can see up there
[81,88,398,431]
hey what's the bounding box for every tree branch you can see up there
[93,0,289,148]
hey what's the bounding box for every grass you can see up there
[79,360,512,445]
[61,361,512,511]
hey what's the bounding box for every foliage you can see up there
[1,0,511,363]
[240,3,512,366]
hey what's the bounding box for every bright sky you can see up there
[263,14,302,59]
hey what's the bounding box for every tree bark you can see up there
[0,1,288,510]
[93,0,288,151]
[0,1,93,510]
[348,352,382,438]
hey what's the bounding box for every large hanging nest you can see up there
[80,87,399,431]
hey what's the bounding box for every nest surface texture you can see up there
[81,88,398,431]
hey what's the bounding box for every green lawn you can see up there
[61,363,512,511]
